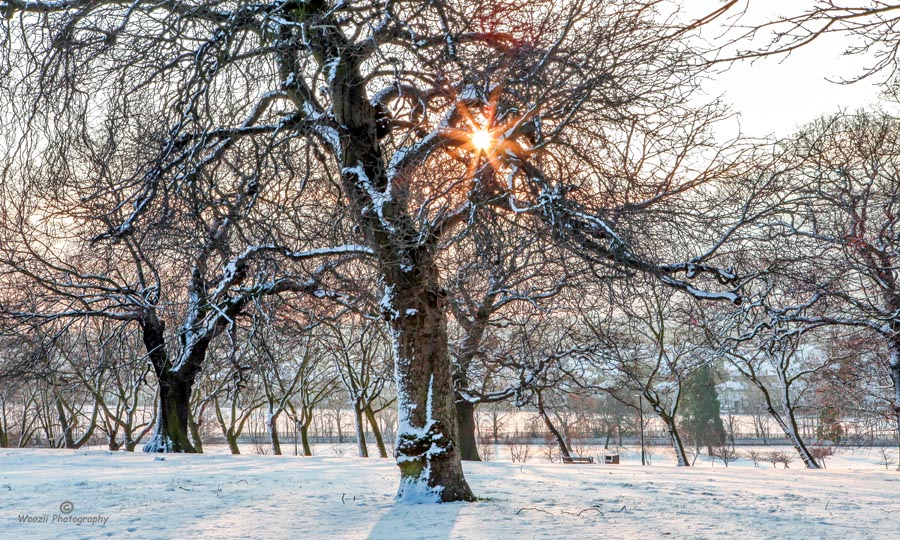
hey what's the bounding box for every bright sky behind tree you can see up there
[685,0,888,138]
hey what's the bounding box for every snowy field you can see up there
[1,449,898,540]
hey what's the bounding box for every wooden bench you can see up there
[562,456,594,464]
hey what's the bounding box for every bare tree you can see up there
[708,313,831,469]
[446,216,570,460]
[578,279,708,466]
[285,343,339,457]
[0,0,745,500]
[725,1,900,86]
[323,321,393,458]
[64,322,155,451]
[739,112,900,463]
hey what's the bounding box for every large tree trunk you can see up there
[455,399,480,461]
[140,313,199,453]
[389,276,475,503]
[144,370,197,453]
[320,17,473,499]
[365,405,388,458]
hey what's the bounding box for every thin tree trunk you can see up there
[335,410,344,444]
[660,412,689,466]
[227,433,241,455]
[889,341,900,468]
[537,392,571,460]
[768,403,820,469]
[106,418,121,451]
[737,360,820,469]
[72,405,99,449]
[300,419,313,456]
[355,406,369,458]
[453,318,488,462]
[55,400,76,448]
[0,402,8,448]
[268,410,282,456]
[365,405,388,458]
[455,399,481,461]
[188,412,204,453]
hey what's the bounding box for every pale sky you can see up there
[685,1,889,139]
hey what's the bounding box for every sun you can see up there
[470,129,494,152]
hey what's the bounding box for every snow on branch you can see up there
[211,243,373,302]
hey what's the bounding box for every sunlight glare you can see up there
[471,129,494,152]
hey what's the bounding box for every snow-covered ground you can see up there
[1,449,898,540]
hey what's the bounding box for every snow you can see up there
[379,284,398,320]
[344,163,396,233]
[1,448,898,539]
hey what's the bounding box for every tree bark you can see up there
[780,408,820,469]
[644,394,689,466]
[734,359,820,469]
[139,312,198,453]
[389,276,475,502]
[365,405,388,458]
[659,412,689,466]
[0,402,8,448]
[299,419,313,456]
[537,391,571,460]
[355,406,369,458]
[888,340,900,461]
[268,411,282,456]
[305,5,474,499]
[762,400,820,469]
[227,433,241,455]
[145,370,197,453]
[55,400,75,448]
[452,314,489,462]
[188,412,204,453]
[455,399,480,461]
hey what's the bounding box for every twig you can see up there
[516,507,553,515]
[577,506,605,517]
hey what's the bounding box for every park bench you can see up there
[561,455,594,464]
